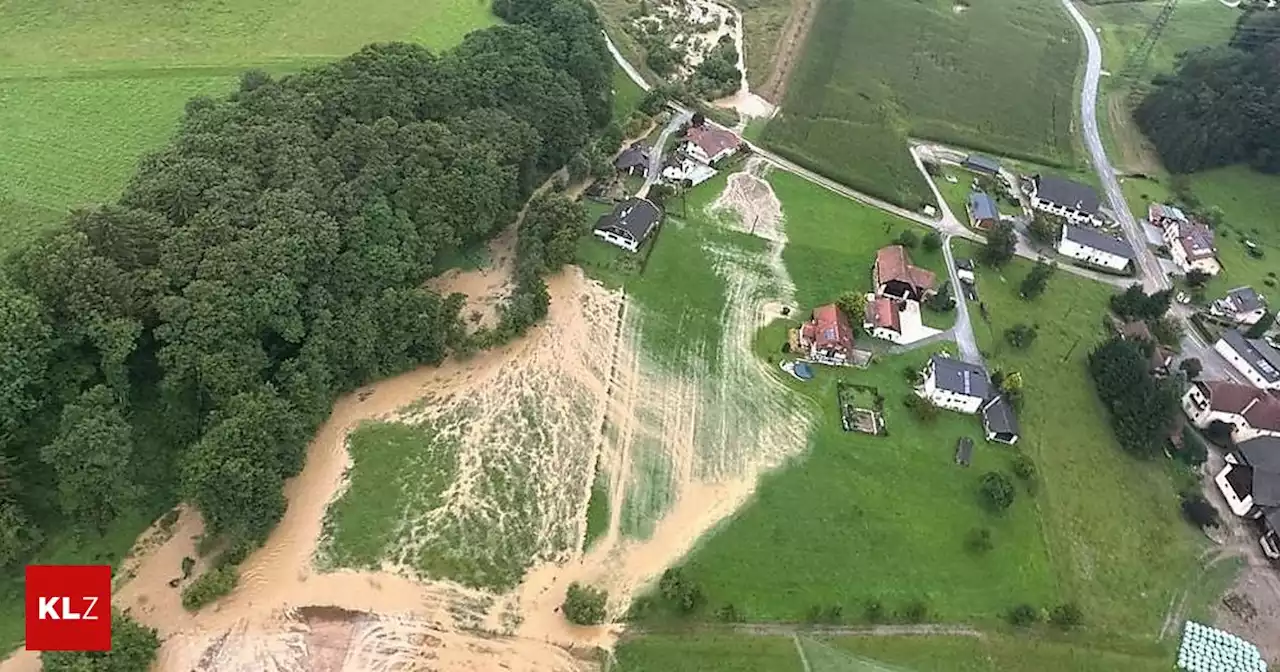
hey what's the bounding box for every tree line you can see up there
[1135,10,1280,174]
[0,0,612,582]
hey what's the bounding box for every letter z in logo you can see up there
[25,565,111,651]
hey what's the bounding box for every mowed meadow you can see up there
[761,0,1080,210]
[0,0,498,256]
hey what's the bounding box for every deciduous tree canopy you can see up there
[1135,12,1280,174]
[1,0,611,570]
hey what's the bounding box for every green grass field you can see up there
[762,0,1080,210]
[954,241,1207,635]
[614,632,1175,671]
[1188,166,1280,299]
[0,0,497,257]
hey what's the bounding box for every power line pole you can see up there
[1120,0,1179,105]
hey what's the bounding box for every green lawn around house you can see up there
[1189,166,1280,300]
[761,0,1081,210]
[612,66,646,122]
[954,240,1208,636]
[0,0,497,258]
[612,632,1175,672]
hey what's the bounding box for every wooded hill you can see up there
[1135,10,1280,174]
[0,0,612,570]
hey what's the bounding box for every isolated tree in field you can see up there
[896,229,919,249]
[1049,602,1084,628]
[562,582,608,625]
[42,610,159,672]
[40,385,139,531]
[1004,323,1037,349]
[1181,493,1221,530]
[979,471,1016,512]
[836,291,868,330]
[980,221,1017,266]
[1179,358,1203,380]
[1028,213,1062,245]
[659,567,705,613]
[1110,285,1173,320]
[1019,261,1054,300]
[1087,337,1180,458]
[922,231,942,252]
[1186,268,1211,288]
[1246,311,1276,338]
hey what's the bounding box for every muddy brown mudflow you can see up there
[0,165,811,672]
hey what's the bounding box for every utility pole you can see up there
[1119,0,1179,104]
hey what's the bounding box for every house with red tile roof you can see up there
[682,124,741,165]
[799,304,854,365]
[872,245,937,301]
[1183,380,1280,443]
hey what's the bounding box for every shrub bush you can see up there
[562,582,608,625]
[979,471,1016,512]
[864,598,885,623]
[1007,604,1040,626]
[900,600,929,623]
[181,566,238,611]
[1049,602,1083,628]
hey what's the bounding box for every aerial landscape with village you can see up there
[2,0,1280,670]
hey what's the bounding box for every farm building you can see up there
[1212,435,1280,561]
[920,355,991,414]
[873,245,937,301]
[1211,287,1267,326]
[966,191,999,230]
[980,395,1019,444]
[962,154,1001,175]
[1163,219,1221,276]
[661,157,717,187]
[1030,174,1102,226]
[592,197,662,253]
[1183,380,1280,444]
[614,143,651,177]
[683,124,741,165]
[1147,202,1188,229]
[799,304,855,365]
[862,292,939,345]
[1056,224,1134,273]
[1215,329,1280,390]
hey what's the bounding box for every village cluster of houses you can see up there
[790,244,1018,444]
[591,119,743,253]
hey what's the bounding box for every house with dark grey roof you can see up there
[1031,175,1102,226]
[592,197,662,253]
[981,395,1019,444]
[922,355,991,414]
[614,143,651,177]
[1215,329,1280,390]
[1213,435,1280,558]
[966,191,999,230]
[962,154,1001,175]
[1211,286,1267,326]
[1056,224,1134,273]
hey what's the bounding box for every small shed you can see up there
[962,154,1001,175]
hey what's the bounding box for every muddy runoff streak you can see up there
[0,169,812,671]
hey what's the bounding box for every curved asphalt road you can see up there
[1059,0,1168,292]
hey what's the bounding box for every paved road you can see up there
[1059,0,1168,293]
[943,235,983,365]
[638,111,692,198]
[605,32,651,92]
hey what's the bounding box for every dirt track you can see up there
[756,0,819,103]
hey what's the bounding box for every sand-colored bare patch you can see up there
[709,2,777,123]
[1,167,819,672]
[428,225,518,333]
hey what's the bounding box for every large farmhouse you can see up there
[1215,329,1280,390]
[683,124,741,165]
[919,355,1019,443]
[1030,175,1102,226]
[592,197,662,253]
[1213,436,1280,558]
[1056,224,1134,273]
[799,304,855,365]
[873,245,937,301]
[1182,380,1280,443]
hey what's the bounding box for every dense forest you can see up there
[0,0,611,587]
[1135,9,1280,173]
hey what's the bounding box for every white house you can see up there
[1056,224,1134,273]
[591,197,662,253]
[1182,380,1280,443]
[1215,329,1280,390]
[661,158,717,187]
[921,355,990,414]
[1211,287,1267,326]
[1163,218,1221,276]
[864,296,905,344]
[981,395,1019,444]
[1031,175,1102,226]
[683,125,740,165]
[1214,436,1280,520]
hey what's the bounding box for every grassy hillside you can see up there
[761,0,1080,210]
[0,0,497,257]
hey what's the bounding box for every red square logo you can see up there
[25,565,112,651]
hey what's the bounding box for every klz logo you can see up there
[25,565,112,651]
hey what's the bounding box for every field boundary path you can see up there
[942,235,982,365]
